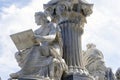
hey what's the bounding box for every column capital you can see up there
[44,0,93,27]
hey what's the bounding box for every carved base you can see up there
[10,78,49,80]
[9,78,36,80]
[18,78,36,80]
[10,78,50,80]
[62,73,94,80]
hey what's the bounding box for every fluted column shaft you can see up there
[59,20,83,73]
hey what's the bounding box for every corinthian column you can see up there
[44,0,94,79]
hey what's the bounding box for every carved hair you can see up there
[35,12,49,23]
[86,43,96,49]
[35,12,46,18]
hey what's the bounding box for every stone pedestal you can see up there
[62,74,93,80]
[11,78,51,80]
[10,78,36,80]
[18,78,36,80]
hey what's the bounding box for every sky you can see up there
[0,0,120,80]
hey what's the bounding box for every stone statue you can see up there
[44,0,94,80]
[9,0,118,80]
[44,0,93,71]
[83,43,107,80]
[105,68,116,80]
[10,12,67,80]
[116,68,120,80]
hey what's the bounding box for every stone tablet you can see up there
[10,29,37,50]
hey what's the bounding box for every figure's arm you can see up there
[34,24,56,42]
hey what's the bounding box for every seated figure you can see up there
[83,43,107,80]
[10,12,67,80]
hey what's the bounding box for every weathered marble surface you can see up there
[10,29,35,50]
[44,0,93,75]
[105,68,116,80]
[116,68,120,80]
[10,12,67,80]
[9,0,119,80]
[83,43,117,80]
[83,43,107,80]
[62,73,94,80]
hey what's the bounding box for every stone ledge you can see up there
[62,73,94,80]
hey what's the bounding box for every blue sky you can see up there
[0,0,120,80]
[0,0,31,8]
[0,0,31,13]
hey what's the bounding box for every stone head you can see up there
[34,12,48,25]
[86,43,96,49]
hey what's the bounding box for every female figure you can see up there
[10,12,67,80]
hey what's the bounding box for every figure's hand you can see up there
[32,35,40,45]
[32,36,37,43]
[34,34,39,38]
